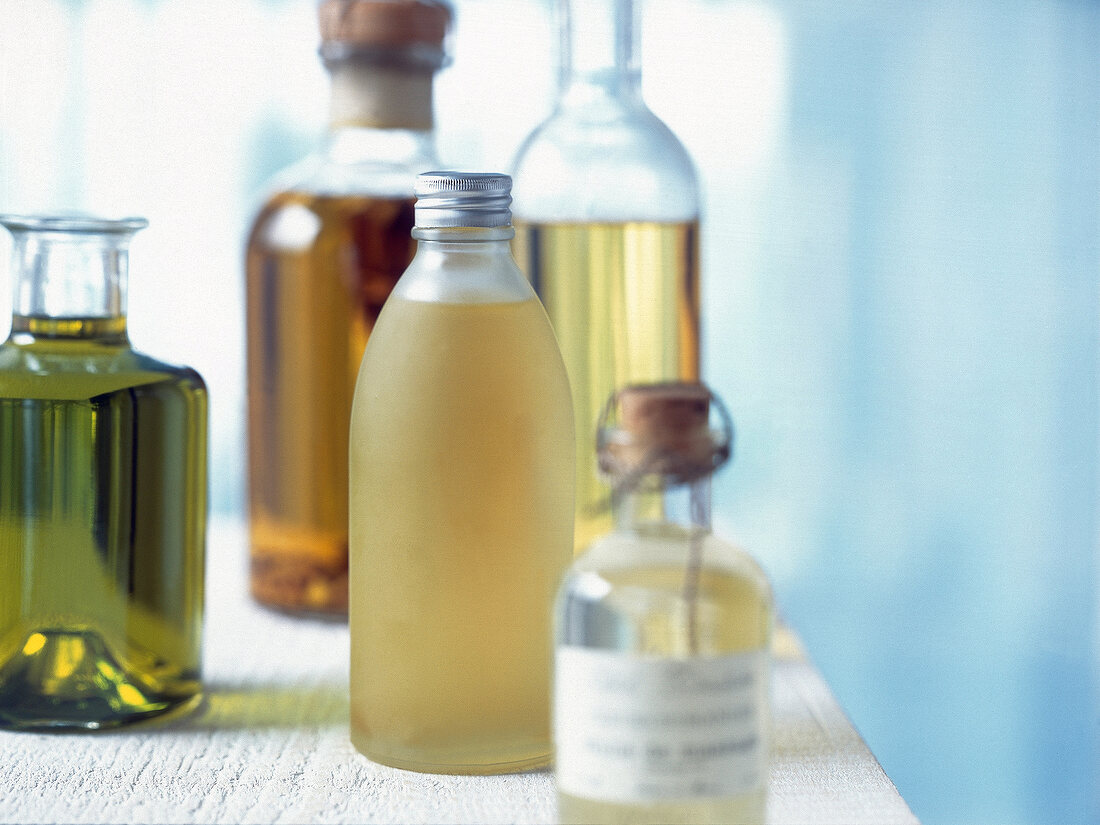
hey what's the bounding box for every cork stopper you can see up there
[598,382,733,484]
[619,383,710,450]
[318,0,451,67]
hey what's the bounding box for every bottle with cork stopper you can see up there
[553,381,772,825]
[245,0,451,617]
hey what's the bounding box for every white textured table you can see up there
[1,520,918,824]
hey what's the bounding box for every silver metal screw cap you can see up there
[414,171,512,228]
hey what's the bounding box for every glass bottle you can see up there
[511,0,701,554]
[246,0,450,617]
[554,382,771,824]
[349,172,574,774]
[0,215,208,730]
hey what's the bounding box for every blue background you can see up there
[0,1,1096,822]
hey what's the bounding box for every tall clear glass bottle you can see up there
[246,0,451,616]
[0,215,208,730]
[511,0,701,554]
[554,383,771,824]
[349,172,574,774]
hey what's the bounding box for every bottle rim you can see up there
[0,214,148,236]
[319,42,449,71]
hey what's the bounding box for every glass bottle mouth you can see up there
[2,213,143,327]
[0,214,148,236]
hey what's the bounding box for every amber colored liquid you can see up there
[246,191,415,615]
[349,294,574,774]
[512,221,700,553]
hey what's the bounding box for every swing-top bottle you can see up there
[554,382,771,824]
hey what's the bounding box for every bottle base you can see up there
[350,728,551,775]
[249,539,349,619]
[0,628,202,731]
[557,789,766,825]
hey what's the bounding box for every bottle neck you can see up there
[412,225,515,244]
[558,0,642,105]
[398,225,531,306]
[613,474,713,536]
[327,60,436,133]
[8,227,130,342]
[408,225,517,279]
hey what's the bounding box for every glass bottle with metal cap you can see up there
[246,0,451,617]
[349,172,574,774]
[553,382,771,824]
[511,0,701,555]
[0,214,207,730]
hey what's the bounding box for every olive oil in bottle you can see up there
[0,215,207,730]
[246,0,450,616]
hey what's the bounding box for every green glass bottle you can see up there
[0,215,207,730]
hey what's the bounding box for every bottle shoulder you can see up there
[256,159,417,203]
[0,337,206,400]
[246,186,416,255]
[558,526,773,654]
[260,129,436,202]
[392,242,536,305]
[511,103,698,223]
[568,526,772,598]
[125,349,207,391]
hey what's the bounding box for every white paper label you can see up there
[554,647,768,803]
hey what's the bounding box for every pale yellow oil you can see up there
[512,221,700,553]
[349,294,574,774]
[557,528,772,824]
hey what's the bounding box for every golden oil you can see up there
[512,220,700,552]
